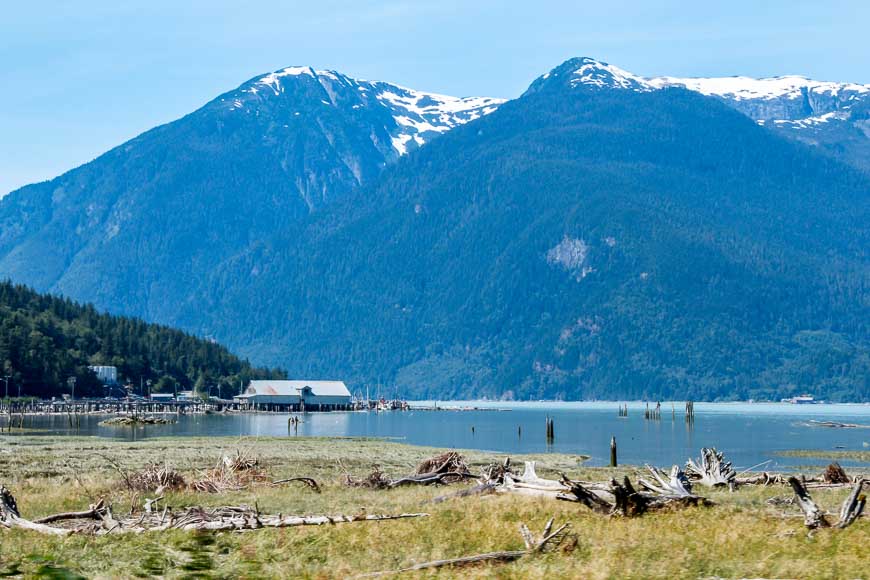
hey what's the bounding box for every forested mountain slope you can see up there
[183,59,869,401]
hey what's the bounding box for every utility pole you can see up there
[67,376,77,400]
[1,375,9,399]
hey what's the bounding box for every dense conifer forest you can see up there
[0,281,283,399]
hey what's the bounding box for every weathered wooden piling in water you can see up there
[685,400,695,423]
[644,402,662,421]
[610,436,618,467]
[545,416,554,442]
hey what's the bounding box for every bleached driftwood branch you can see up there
[638,465,694,497]
[686,448,736,489]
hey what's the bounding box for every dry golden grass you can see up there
[0,435,867,579]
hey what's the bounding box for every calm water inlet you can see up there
[11,402,870,471]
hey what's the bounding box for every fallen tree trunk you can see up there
[431,482,497,504]
[344,452,474,489]
[557,476,612,514]
[388,471,476,488]
[835,478,867,529]
[357,516,572,577]
[736,472,787,486]
[270,477,321,493]
[0,485,427,536]
[558,475,712,517]
[1,486,74,536]
[358,550,528,576]
[788,476,867,530]
[32,499,106,524]
[495,461,576,498]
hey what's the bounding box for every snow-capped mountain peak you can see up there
[524,57,654,95]
[526,57,870,128]
[232,66,505,156]
[568,57,653,91]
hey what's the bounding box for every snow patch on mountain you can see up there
[772,111,845,129]
[368,83,503,154]
[647,75,870,101]
[255,66,316,95]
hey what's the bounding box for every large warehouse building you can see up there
[234,380,351,411]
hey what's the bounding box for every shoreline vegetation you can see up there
[778,449,870,462]
[98,416,174,426]
[0,436,867,578]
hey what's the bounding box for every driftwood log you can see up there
[823,462,850,485]
[736,463,863,489]
[0,485,426,536]
[388,472,476,488]
[497,461,572,498]
[345,452,474,489]
[270,477,321,493]
[686,448,736,489]
[481,460,712,516]
[431,482,498,504]
[357,516,573,577]
[787,476,867,530]
[1,486,73,536]
[559,475,712,517]
[737,472,788,486]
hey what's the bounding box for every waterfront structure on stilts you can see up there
[234,380,352,412]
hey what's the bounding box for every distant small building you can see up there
[150,393,174,402]
[782,394,816,404]
[235,380,351,411]
[177,390,196,401]
[89,365,118,385]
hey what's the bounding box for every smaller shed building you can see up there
[234,380,351,411]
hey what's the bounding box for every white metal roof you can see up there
[244,380,350,398]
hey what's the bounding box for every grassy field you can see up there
[0,435,868,579]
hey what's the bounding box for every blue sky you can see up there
[2,0,868,195]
